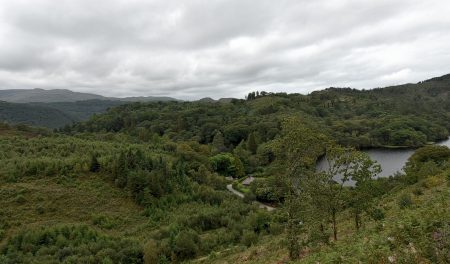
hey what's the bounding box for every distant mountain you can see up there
[197,97,237,103]
[0,88,179,103]
[197,97,216,103]
[117,96,180,102]
[0,89,104,103]
[1,73,449,129]
[217,98,236,103]
[0,88,179,128]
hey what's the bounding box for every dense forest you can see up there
[66,75,450,150]
[0,100,125,128]
[0,75,449,263]
[0,101,77,128]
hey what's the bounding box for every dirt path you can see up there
[226,184,276,211]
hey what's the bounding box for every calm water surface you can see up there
[317,137,450,179]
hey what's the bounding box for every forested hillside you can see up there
[0,100,126,128]
[32,100,128,121]
[0,92,179,128]
[68,75,450,149]
[0,101,76,128]
[0,75,449,263]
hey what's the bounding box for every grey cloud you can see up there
[0,0,449,100]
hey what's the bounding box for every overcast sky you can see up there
[0,0,449,100]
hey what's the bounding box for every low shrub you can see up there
[370,208,385,221]
[398,194,413,209]
[1,225,143,263]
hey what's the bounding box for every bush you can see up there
[398,194,413,209]
[209,153,245,178]
[243,192,256,203]
[173,229,200,261]
[370,208,385,221]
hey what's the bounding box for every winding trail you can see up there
[226,184,276,211]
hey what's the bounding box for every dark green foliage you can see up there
[89,154,100,172]
[173,229,200,261]
[34,100,126,121]
[247,132,258,154]
[398,193,413,209]
[405,145,450,182]
[211,130,226,153]
[250,178,280,203]
[1,225,143,264]
[66,76,449,150]
[210,153,245,178]
[0,101,76,128]
[407,145,450,165]
[369,208,385,221]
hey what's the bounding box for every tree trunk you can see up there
[287,197,300,260]
[355,212,360,231]
[332,209,338,241]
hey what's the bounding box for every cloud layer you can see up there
[0,0,449,99]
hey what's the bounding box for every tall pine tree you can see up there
[212,130,226,153]
[247,132,258,154]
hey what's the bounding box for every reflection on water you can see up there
[316,137,450,179]
[363,148,414,177]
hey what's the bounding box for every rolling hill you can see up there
[0,89,180,128]
[0,88,179,103]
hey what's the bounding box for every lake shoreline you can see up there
[355,136,450,151]
[317,137,450,178]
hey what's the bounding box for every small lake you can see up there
[317,137,450,179]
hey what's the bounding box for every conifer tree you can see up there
[247,132,258,154]
[212,130,226,153]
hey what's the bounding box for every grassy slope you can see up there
[202,172,449,263]
[0,174,153,247]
